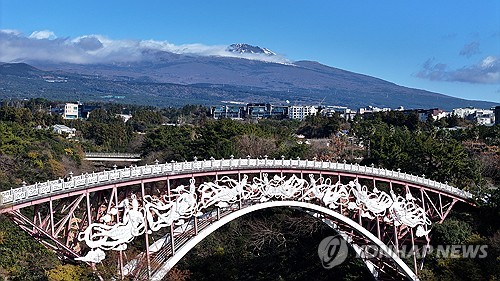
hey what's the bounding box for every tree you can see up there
[432,219,472,245]
[47,264,94,281]
[297,114,342,138]
[235,134,277,158]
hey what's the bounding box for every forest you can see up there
[0,99,498,280]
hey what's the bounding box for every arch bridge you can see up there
[0,158,474,281]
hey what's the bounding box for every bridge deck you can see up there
[84,152,142,162]
[0,158,473,212]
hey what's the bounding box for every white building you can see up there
[358,106,391,115]
[117,114,133,122]
[474,109,495,125]
[321,106,356,120]
[63,103,79,119]
[288,106,318,120]
[53,124,76,138]
[431,109,448,121]
[453,107,495,125]
[452,107,478,119]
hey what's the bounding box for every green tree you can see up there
[47,264,94,281]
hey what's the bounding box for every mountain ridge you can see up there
[0,56,496,110]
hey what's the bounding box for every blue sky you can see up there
[1,0,499,103]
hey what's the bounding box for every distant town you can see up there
[211,103,500,125]
[52,101,500,124]
[40,101,500,140]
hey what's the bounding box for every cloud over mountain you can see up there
[0,29,289,64]
[417,56,500,84]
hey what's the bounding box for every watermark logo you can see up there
[317,235,348,269]
[317,236,488,269]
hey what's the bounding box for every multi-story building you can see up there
[63,103,79,119]
[452,107,478,119]
[245,103,289,119]
[473,109,495,125]
[246,103,269,119]
[288,105,318,120]
[321,106,356,120]
[269,105,289,119]
[211,105,244,119]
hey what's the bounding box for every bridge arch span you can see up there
[150,201,417,281]
[0,159,475,280]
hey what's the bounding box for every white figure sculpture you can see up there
[75,248,106,263]
[198,176,248,209]
[255,174,306,201]
[77,173,432,264]
[389,190,431,230]
[78,194,146,251]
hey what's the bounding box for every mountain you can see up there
[226,43,276,56]
[0,62,45,78]
[0,48,496,109]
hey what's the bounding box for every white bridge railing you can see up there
[0,158,473,207]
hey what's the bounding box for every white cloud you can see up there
[0,29,22,36]
[417,56,500,84]
[29,30,57,40]
[0,30,290,65]
[481,56,496,68]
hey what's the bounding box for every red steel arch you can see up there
[0,158,474,280]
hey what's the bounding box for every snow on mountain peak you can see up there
[227,43,276,56]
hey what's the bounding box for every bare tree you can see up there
[235,134,277,158]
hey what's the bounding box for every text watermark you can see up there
[318,236,488,269]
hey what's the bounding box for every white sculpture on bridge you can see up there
[198,176,249,209]
[302,175,350,208]
[254,174,306,202]
[348,180,393,217]
[77,173,431,263]
[77,194,146,261]
[144,179,199,231]
[389,190,431,228]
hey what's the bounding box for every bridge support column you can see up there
[410,228,418,275]
[49,199,55,236]
[112,186,124,280]
[141,181,151,279]
[85,192,91,229]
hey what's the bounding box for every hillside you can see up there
[0,59,496,110]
